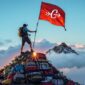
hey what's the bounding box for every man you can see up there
[19,24,36,53]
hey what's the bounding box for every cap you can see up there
[23,24,28,27]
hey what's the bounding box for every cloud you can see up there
[47,51,85,68]
[71,44,85,49]
[0,39,12,47]
[34,39,56,52]
[59,67,85,84]
[0,45,20,68]
[0,42,4,46]
[5,39,12,43]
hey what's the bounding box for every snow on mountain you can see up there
[46,42,79,55]
[34,39,56,52]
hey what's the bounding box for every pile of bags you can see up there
[0,51,80,85]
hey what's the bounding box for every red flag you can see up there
[39,2,65,28]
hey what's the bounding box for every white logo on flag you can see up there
[46,9,61,19]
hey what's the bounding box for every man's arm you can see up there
[26,28,36,33]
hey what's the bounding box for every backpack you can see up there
[18,27,30,37]
[18,27,23,37]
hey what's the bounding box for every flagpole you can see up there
[33,2,42,49]
[64,26,66,31]
[33,20,39,48]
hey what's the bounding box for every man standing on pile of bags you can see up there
[18,24,36,54]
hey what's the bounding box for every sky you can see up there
[0,0,85,50]
[0,0,85,84]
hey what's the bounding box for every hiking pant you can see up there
[21,36,32,52]
[22,36,31,46]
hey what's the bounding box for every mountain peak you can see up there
[38,39,51,44]
[46,42,79,55]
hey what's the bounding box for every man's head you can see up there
[23,24,28,27]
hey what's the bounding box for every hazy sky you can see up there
[0,0,85,49]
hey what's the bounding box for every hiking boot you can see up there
[21,52,24,54]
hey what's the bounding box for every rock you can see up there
[46,42,79,55]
